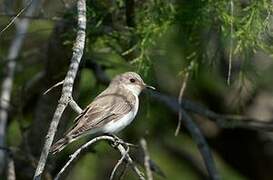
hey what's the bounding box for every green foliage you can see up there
[215,0,273,56]
[132,0,176,75]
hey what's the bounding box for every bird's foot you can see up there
[106,134,138,148]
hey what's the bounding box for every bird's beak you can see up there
[144,83,156,90]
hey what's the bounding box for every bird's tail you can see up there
[50,137,70,154]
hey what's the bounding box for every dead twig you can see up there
[110,146,129,180]
[0,0,33,35]
[0,13,62,21]
[54,135,145,180]
[43,81,64,95]
[175,72,189,136]
[140,138,153,180]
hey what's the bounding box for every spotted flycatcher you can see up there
[50,72,155,154]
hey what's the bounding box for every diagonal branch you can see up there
[0,0,34,35]
[54,135,145,180]
[179,109,220,180]
[33,0,86,179]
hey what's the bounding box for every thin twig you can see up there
[117,160,129,180]
[0,13,62,21]
[54,135,144,180]
[43,81,64,95]
[0,0,33,36]
[227,0,234,85]
[110,146,129,180]
[140,138,153,180]
[175,72,189,136]
[33,0,86,179]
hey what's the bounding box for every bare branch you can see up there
[33,0,86,179]
[0,13,63,21]
[110,146,129,180]
[140,138,153,180]
[69,98,83,114]
[7,155,16,180]
[54,135,145,180]
[0,0,41,174]
[227,0,234,85]
[175,72,189,136]
[43,81,64,95]
[0,0,33,35]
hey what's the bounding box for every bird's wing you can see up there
[65,89,135,138]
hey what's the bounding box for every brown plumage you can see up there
[50,72,154,154]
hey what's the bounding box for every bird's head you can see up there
[110,72,155,96]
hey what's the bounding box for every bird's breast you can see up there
[102,94,139,134]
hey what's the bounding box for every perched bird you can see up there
[50,72,155,154]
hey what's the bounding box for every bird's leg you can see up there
[103,133,135,148]
[106,134,138,148]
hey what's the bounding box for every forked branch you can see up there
[54,135,145,180]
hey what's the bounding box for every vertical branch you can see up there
[7,154,16,180]
[0,0,41,175]
[33,0,86,179]
[227,0,234,85]
[140,138,153,180]
[175,72,189,136]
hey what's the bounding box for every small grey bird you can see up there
[51,72,155,154]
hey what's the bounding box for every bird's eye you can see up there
[130,78,136,83]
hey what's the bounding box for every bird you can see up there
[50,72,155,154]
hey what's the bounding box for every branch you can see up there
[140,138,153,180]
[7,154,16,180]
[33,0,86,179]
[110,146,129,180]
[69,98,83,114]
[54,135,145,180]
[151,91,273,131]
[0,13,63,21]
[43,81,64,95]
[0,0,41,175]
[175,72,189,136]
[0,0,34,35]
[179,109,220,180]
